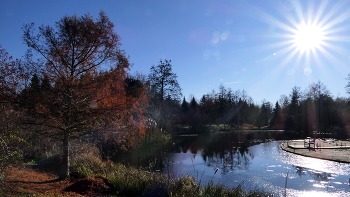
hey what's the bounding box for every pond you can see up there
[113,131,350,196]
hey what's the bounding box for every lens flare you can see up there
[304,67,313,75]
[221,31,230,40]
[287,68,295,75]
[211,37,219,44]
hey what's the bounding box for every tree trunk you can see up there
[59,134,70,179]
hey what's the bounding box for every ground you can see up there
[2,166,111,196]
[282,139,350,163]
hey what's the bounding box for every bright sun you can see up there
[293,24,325,52]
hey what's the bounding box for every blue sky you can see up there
[1,0,350,104]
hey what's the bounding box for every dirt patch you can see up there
[64,177,112,196]
[2,166,113,196]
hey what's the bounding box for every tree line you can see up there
[145,57,350,139]
[145,56,350,140]
[177,81,350,138]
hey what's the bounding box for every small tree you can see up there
[286,86,302,131]
[180,97,189,124]
[148,59,182,129]
[269,101,281,129]
[186,97,199,129]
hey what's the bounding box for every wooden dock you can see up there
[282,139,350,163]
[286,139,350,149]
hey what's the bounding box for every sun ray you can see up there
[313,0,328,25]
[319,44,350,72]
[293,0,308,25]
[324,12,350,31]
[322,0,350,23]
[248,7,296,33]
[323,22,350,38]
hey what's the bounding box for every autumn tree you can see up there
[96,74,149,158]
[0,12,147,179]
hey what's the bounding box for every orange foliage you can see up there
[95,72,149,152]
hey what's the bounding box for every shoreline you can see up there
[281,140,350,163]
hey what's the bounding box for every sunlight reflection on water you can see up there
[166,141,350,196]
[250,141,350,175]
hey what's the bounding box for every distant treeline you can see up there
[159,81,350,138]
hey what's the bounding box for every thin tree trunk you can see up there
[59,134,70,179]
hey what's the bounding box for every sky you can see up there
[1,0,350,105]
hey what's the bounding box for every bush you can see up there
[171,175,200,196]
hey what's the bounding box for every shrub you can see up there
[171,175,200,196]
[70,149,165,196]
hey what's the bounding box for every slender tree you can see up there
[188,97,200,129]
[148,59,182,128]
[148,59,182,101]
[269,101,281,129]
[286,86,302,131]
[180,97,189,124]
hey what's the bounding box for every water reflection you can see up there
[200,133,255,174]
[112,131,350,195]
[295,166,331,182]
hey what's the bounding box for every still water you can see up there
[114,132,350,196]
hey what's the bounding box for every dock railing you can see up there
[304,137,315,148]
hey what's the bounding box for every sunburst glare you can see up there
[292,23,325,52]
[247,0,350,96]
[279,0,350,65]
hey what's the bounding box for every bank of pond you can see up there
[112,130,350,196]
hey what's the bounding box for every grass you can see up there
[69,147,271,197]
[70,147,165,196]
